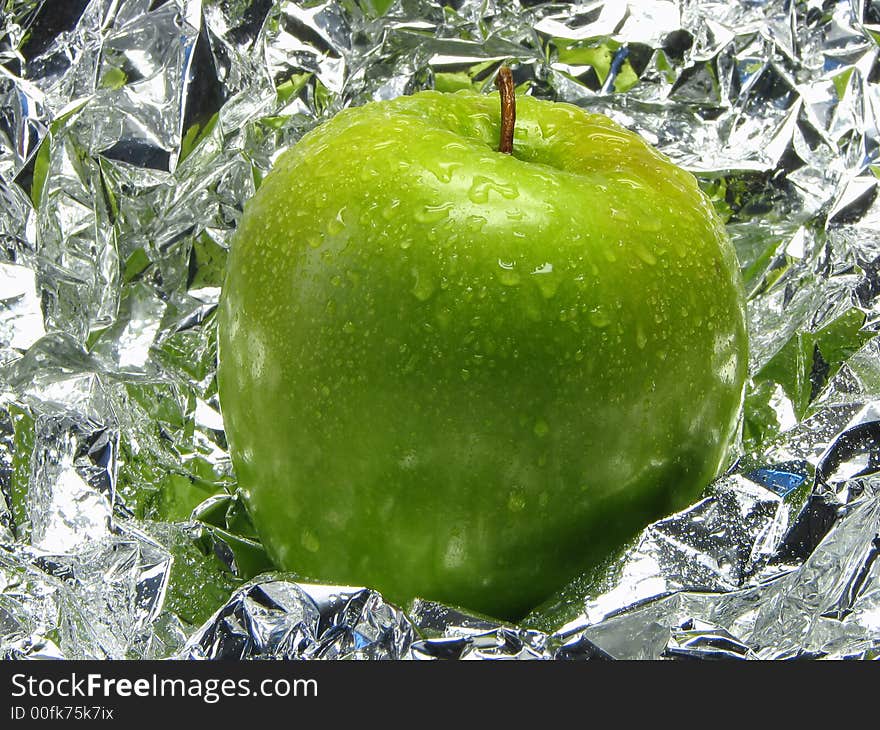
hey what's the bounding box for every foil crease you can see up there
[0,0,878,660]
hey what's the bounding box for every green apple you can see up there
[217,84,748,621]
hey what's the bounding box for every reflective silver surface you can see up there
[1,0,878,659]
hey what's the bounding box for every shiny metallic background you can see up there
[0,0,878,659]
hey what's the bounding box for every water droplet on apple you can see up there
[616,175,646,192]
[672,238,687,257]
[399,239,413,250]
[589,308,611,328]
[301,530,320,553]
[636,325,647,349]
[507,489,526,512]
[533,419,549,438]
[342,321,355,334]
[586,129,630,146]
[496,259,520,286]
[538,118,559,139]
[401,354,418,374]
[382,199,401,220]
[428,160,463,184]
[441,231,458,249]
[466,215,488,233]
[634,243,657,266]
[399,449,418,470]
[460,368,471,381]
[411,269,436,301]
[531,171,560,190]
[415,202,453,224]
[443,530,466,569]
[359,165,380,182]
[467,175,519,204]
[327,207,347,235]
[531,263,559,299]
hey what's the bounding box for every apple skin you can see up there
[217,89,748,621]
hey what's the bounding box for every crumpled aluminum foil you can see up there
[1,0,879,660]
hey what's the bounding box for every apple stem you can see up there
[495,66,515,155]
